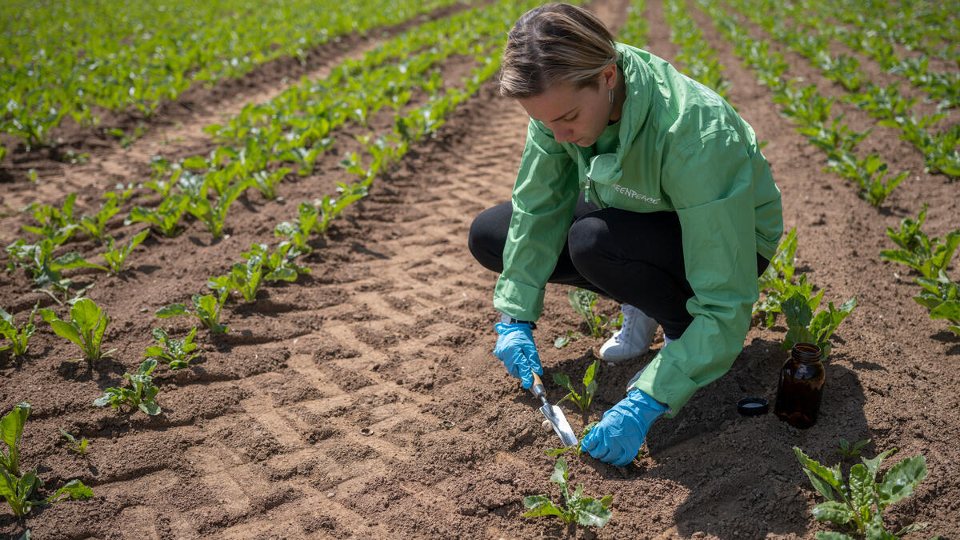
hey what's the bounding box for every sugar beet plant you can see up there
[208,243,309,303]
[143,327,200,370]
[523,456,613,528]
[0,303,39,361]
[94,358,162,416]
[794,446,936,540]
[39,298,116,363]
[156,293,229,334]
[553,358,601,416]
[1,403,93,518]
[568,289,621,339]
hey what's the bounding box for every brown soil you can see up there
[1,0,959,539]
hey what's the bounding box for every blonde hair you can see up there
[499,3,618,98]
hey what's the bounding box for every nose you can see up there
[553,127,573,143]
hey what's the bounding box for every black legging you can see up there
[468,192,769,340]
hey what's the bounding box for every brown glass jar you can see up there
[774,342,825,429]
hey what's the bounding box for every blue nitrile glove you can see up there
[580,389,668,466]
[493,322,543,389]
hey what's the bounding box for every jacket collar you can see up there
[580,42,655,186]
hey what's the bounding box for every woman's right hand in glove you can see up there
[493,322,542,389]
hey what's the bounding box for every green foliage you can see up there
[209,243,306,303]
[125,193,189,237]
[0,470,93,519]
[913,271,960,337]
[275,202,319,256]
[94,358,162,416]
[825,151,907,207]
[251,167,291,200]
[880,204,960,280]
[522,456,613,528]
[1,402,30,476]
[185,179,250,238]
[568,289,622,339]
[553,359,601,415]
[781,292,856,358]
[0,303,39,360]
[99,229,150,275]
[143,327,200,370]
[545,422,597,458]
[78,195,120,244]
[38,298,116,362]
[838,438,870,460]
[553,330,583,349]
[794,446,935,540]
[315,183,369,235]
[21,193,79,246]
[754,228,802,326]
[155,293,229,334]
[58,428,89,456]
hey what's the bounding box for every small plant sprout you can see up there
[545,422,598,458]
[99,229,150,275]
[58,428,89,456]
[39,298,116,362]
[522,456,613,528]
[156,293,229,334]
[553,358,601,415]
[1,402,31,476]
[553,330,583,349]
[251,167,291,200]
[568,288,622,339]
[143,327,200,370]
[0,302,39,360]
[781,292,856,358]
[125,193,189,237]
[94,358,162,416]
[794,446,936,540]
[837,438,871,460]
[78,195,120,243]
[185,178,250,239]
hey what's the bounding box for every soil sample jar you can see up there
[774,342,825,429]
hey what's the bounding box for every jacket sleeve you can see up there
[630,128,761,417]
[492,119,580,322]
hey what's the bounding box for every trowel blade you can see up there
[540,402,578,447]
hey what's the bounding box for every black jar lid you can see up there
[737,397,769,416]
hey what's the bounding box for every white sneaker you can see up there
[598,304,659,363]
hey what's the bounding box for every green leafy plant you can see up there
[553,358,601,415]
[38,298,116,362]
[125,193,189,237]
[1,402,30,476]
[185,179,250,239]
[58,428,89,456]
[156,293,229,334]
[251,167,291,200]
[208,243,304,303]
[794,446,935,540]
[94,358,161,416]
[99,229,150,275]
[78,196,120,244]
[781,292,856,358]
[755,228,801,326]
[0,302,39,360]
[1,469,93,519]
[21,194,79,246]
[837,438,870,460]
[275,202,320,256]
[568,289,621,339]
[314,182,369,235]
[522,456,613,527]
[6,239,102,301]
[143,327,200,370]
[880,204,960,280]
[913,271,960,337]
[553,330,583,349]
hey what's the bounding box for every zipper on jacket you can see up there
[585,177,606,208]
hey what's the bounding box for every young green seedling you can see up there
[185,178,250,239]
[880,203,960,280]
[275,202,319,256]
[0,469,93,518]
[21,193,79,246]
[58,428,89,456]
[99,229,150,275]
[553,330,583,349]
[837,438,870,460]
[913,271,960,337]
[545,422,597,458]
[251,167,291,200]
[553,358,601,415]
[143,327,200,370]
[156,293,229,334]
[568,288,621,339]
[0,302,39,360]
[39,298,116,362]
[794,446,935,540]
[125,193,189,237]
[522,456,613,528]
[1,402,31,476]
[94,358,162,416]
[781,292,856,358]
[78,196,120,243]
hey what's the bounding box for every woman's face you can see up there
[517,64,617,147]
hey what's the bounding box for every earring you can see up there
[609,89,614,104]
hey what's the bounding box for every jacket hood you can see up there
[581,42,657,186]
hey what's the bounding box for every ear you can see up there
[600,63,617,90]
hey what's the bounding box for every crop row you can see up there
[723,0,960,179]
[0,0,468,157]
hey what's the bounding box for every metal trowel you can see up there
[531,372,578,447]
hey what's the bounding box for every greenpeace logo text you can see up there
[613,184,660,204]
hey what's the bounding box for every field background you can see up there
[1,0,958,538]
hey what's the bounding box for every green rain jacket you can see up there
[493,42,783,416]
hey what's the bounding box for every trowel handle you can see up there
[530,372,546,400]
